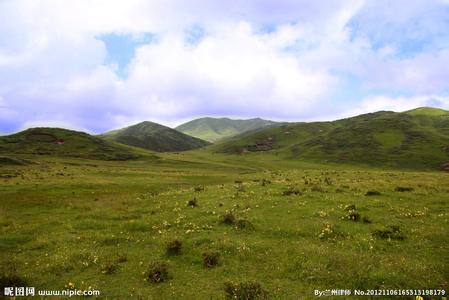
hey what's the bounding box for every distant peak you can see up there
[404,107,448,116]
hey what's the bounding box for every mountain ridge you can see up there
[100,121,210,152]
[175,117,281,142]
[211,108,449,170]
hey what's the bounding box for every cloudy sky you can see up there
[1,0,449,134]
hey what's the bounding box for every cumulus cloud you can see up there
[0,0,448,133]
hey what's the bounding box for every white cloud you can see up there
[0,0,448,133]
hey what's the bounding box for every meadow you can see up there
[1,152,448,299]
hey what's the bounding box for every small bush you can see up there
[194,186,204,192]
[144,261,169,283]
[343,209,360,221]
[344,204,356,211]
[324,177,333,185]
[220,212,236,225]
[224,281,267,299]
[365,190,381,196]
[282,187,302,196]
[260,179,271,186]
[372,225,405,240]
[202,251,220,268]
[101,262,118,274]
[166,240,182,256]
[394,186,414,192]
[187,198,198,207]
[235,219,255,230]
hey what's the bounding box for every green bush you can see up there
[166,239,182,256]
[202,251,220,268]
[365,190,381,196]
[220,211,236,225]
[187,198,198,207]
[224,281,267,299]
[235,219,255,230]
[372,225,405,240]
[395,186,414,192]
[144,261,169,283]
[101,262,118,275]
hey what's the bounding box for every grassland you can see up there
[1,151,448,299]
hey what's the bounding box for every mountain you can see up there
[0,128,139,160]
[175,117,280,142]
[212,108,449,170]
[100,121,210,152]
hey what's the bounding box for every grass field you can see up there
[1,152,448,299]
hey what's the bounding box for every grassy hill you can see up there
[100,121,210,152]
[0,128,140,161]
[212,108,449,170]
[175,117,280,142]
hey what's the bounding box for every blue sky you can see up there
[0,0,448,134]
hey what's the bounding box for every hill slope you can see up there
[175,117,280,142]
[0,128,139,160]
[100,121,210,152]
[212,108,449,170]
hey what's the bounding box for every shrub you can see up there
[194,186,204,192]
[144,261,169,283]
[235,219,255,230]
[344,204,356,211]
[166,239,182,256]
[282,187,302,196]
[202,251,220,268]
[342,209,360,221]
[224,281,267,299]
[220,212,236,225]
[372,225,405,240]
[260,179,271,186]
[365,190,381,196]
[187,198,198,207]
[394,186,414,192]
[101,262,118,275]
[324,177,333,185]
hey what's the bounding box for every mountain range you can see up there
[175,117,280,142]
[1,107,448,170]
[212,107,449,170]
[99,121,210,152]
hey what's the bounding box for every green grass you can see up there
[1,151,448,299]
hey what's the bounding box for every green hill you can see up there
[175,117,281,142]
[212,108,449,170]
[100,121,210,152]
[0,128,140,160]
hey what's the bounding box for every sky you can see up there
[1,0,449,134]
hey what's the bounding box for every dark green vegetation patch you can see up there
[100,121,210,152]
[0,128,139,160]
